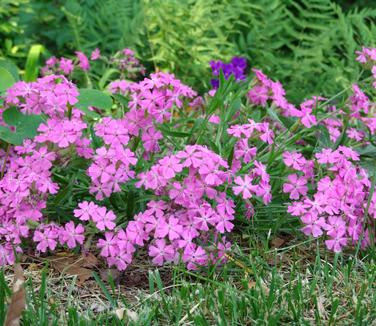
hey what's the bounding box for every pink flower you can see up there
[299,106,317,128]
[97,232,118,257]
[126,220,148,246]
[155,217,183,241]
[93,207,116,231]
[61,222,85,248]
[33,228,59,253]
[233,175,257,199]
[283,151,306,170]
[325,236,347,253]
[301,213,327,238]
[209,115,220,124]
[158,156,183,179]
[148,239,175,266]
[75,51,90,71]
[183,245,208,270]
[74,201,99,221]
[323,216,346,238]
[59,58,74,75]
[91,48,101,60]
[315,149,340,164]
[283,174,308,200]
[214,211,234,234]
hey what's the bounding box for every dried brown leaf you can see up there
[46,254,94,285]
[81,252,98,268]
[270,237,287,249]
[5,263,25,326]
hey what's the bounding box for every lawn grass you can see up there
[2,231,376,325]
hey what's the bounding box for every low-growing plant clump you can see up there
[0,46,375,277]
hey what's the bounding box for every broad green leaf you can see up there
[357,145,376,158]
[0,59,19,81]
[76,88,113,117]
[0,126,24,145]
[0,67,16,92]
[0,107,44,145]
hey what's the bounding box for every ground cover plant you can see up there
[0,44,375,324]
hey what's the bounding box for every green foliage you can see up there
[24,44,44,82]
[0,67,16,92]
[0,107,44,145]
[141,0,245,89]
[2,0,375,101]
[58,0,144,54]
[0,0,30,60]
[76,88,113,118]
[235,0,376,102]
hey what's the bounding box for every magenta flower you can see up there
[233,175,256,199]
[59,58,74,74]
[61,222,85,249]
[155,217,183,241]
[93,207,116,231]
[97,232,118,257]
[74,201,99,221]
[283,151,306,170]
[91,48,101,60]
[33,228,59,253]
[323,216,346,238]
[301,213,327,238]
[325,236,347,253]
[183,245,208,270]
[158,156,183,179]
[126,220,148,246]
[75,51,90,71]
[149,239,175,266]
[283,174,308,200]
[315,148,340,164]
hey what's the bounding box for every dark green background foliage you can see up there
[1,0,375,100]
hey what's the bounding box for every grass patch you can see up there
[2,235,376,325]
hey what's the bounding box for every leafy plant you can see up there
[235,0,376,102]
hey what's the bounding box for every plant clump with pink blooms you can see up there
[0,46,375,271]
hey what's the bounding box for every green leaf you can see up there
[98,68,118,89]
[158,125,190,138]
[0,67,16,92]
[357,145,376,158]
[112,93,129,107]
[24,44,44,82]
[76,88,113,118]
[0,59,19,81]
[0,108,44,145]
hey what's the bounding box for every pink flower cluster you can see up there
[110,72,197,154]
[41,47,145,80]
[355,47,376,88]
[109,48,145,78]
[319,83,374,144]
[88,119,137,199]
[5,75,79,117]
[1,46,375,270]
[0,75,93,265]
[247,69,324,128]
[33,222,85,252]
[285,146,376,252]
[106,145,236,270]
